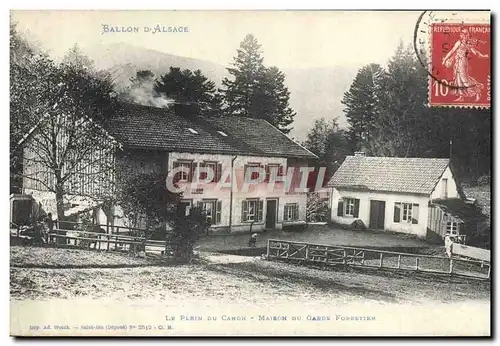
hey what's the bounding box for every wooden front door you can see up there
[369,200,386,230]
[265,199,277,230]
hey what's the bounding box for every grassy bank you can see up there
[10,246,163,268]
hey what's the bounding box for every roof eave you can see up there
[120,144,317,159]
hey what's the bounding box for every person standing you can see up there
[45,213,55,244]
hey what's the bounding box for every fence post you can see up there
[415,257,420,271]
[305,243,309,261]
[266,239,270,259]
[361,251,365,265]
[487,264,491,279]
[397,255,401,269]
[379,253,383,267]
[343,249,347,264]
[449,259,454,275]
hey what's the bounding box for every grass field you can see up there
[10,246,490,305]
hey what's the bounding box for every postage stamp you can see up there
[9,9,491,337]
[429,23,491,108]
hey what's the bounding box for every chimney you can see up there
[354,151,365,157]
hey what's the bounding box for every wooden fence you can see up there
[266,239,490,280]
[47,228,167,253]
[57,221,152,235]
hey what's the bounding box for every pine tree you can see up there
[62,43,95,71]
[304,117,350,171]
[222,34,296,133]
[253,66,295,134]
[341,63,383,152]
[155,67,221,117]
[222,34,264,117]
[369,42,429,157]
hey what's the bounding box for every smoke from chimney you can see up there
[123,79,173,109]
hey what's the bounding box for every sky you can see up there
[11,10,426,69]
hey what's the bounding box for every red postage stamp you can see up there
[429,23,490,108]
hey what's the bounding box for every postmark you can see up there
[413,11,491,108]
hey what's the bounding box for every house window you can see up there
[245,163,262,181]
[402,203,413,223]
[242,199,263,222]
[198,200,222,225]
[198,162,222,182]
[284,203,299,221]
[179,200,192,216]
[394,202,419,224]
[337,198,359,218]
[345,198,356,216]
[174,161,192,182]
[265,164,281,182]
[446,221,458,235]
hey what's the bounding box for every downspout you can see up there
[228,155,237,233]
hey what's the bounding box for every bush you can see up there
[167,206,209,262]
[75,213,97,248]
[477,175,490,186]
[306,192,330,222]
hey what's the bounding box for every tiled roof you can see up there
[106,103,317,159]
[326,155,450,195]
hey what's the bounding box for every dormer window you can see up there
[187,128,198,134]
[217,131,228,137]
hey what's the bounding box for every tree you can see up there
[304,117,350,172]
[62,44,95,71]
[341,63,383,152]
[154,67,222,117]
[367,42,429,157]
[115,172,208,262]
[116,172,180,232]
[222,34,264,117]
[250,66,295,133]
[16,50,119,222]
[222,34,296,133]
[10,23,54,193]
[306,192,330,223]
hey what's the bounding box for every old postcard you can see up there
[9,10,491,337]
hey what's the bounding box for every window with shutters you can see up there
[284,203,299,221]
[344,198,356,216]
[176,161,192,182]
[265,164,280,182]
[200,161,218,182]
[337,197,359,218]
[394,202,419,224]
[199,199,222,225]
[242,199,263,222]
[245,163,262,181]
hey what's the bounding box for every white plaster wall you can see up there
[168,152,308,233]
[330,188,431,238]
[430,166,460,200]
